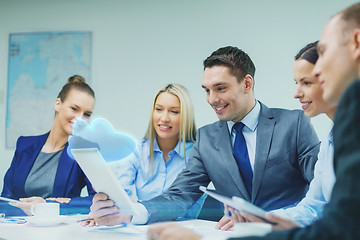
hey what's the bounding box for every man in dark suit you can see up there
[146,3,360,240]
[89,46,319,226]
[229,3,360,239]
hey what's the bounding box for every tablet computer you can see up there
[199,186,266,219]
[71,148,138,215]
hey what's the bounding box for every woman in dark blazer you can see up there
[1,75,96,216]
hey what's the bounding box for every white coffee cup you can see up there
[31,203,60,218]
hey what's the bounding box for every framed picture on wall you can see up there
[6,31,92,148]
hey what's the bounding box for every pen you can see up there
[0,197,19,203]
[120,222,128,227]
[0,218,27,224]
[76,218,129,227]
[77,217,94,223]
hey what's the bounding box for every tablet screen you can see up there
[199,186,266,219]
[71,148,138,215]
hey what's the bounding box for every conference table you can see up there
[0,215,239,240]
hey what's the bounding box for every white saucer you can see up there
[27,215,67,226]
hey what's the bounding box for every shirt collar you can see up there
[153,138,187,158]
[153,138,159,151]
[227,100,260,133]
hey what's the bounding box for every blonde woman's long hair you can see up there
[144,84,196,173]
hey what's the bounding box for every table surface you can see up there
[0,215,237,240]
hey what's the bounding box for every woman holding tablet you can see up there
[116,83,205,219]
[84,84,205,226]
[1,75,96,216]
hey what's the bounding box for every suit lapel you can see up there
[216,121,251,200]
[53,143,74,197]
[252,103,274,201]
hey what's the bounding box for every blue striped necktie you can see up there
[232,122,253,195]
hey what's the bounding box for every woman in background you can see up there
[117,83,205,219]
[264,41,337,227]
[1,75,96,216]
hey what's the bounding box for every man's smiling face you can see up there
[202,65,251,122]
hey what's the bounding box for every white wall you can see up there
[0,0,357,192]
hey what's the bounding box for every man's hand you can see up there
[240,211,301,230]
[89,193,132,226]
[219,204,300,231]
[216,216,233,231]
[147,222,201,240]
[216,204,246,231]
[80,213,96,227]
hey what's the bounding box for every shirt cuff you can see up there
[131,202,149,224]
